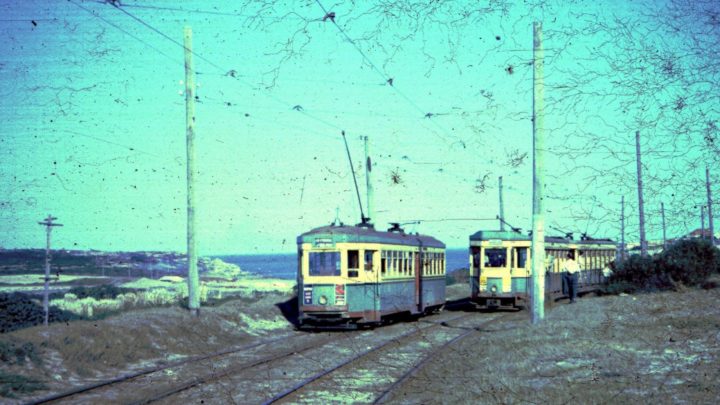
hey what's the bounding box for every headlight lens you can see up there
[319,295,328,305]
[490,285,498,293]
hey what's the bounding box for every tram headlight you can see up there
[319,295,328,305]
[490,285,498,293]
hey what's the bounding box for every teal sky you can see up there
[1,0,718,254]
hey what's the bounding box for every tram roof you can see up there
[298,224,445,248]
[469,230,615,245]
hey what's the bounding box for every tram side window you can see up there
[347,250,359,278]
[364,250,375,271]
[514,247,528,269]
[381,251,387,274]
[309,252,341,276]
[484,248,507,268]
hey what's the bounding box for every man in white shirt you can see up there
[562,252,579,303]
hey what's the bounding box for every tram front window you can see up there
[484,248,507,268]
[309,252,341,276]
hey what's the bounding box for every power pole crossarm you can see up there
[39,215,62,327]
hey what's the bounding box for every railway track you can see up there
[26,331,315,404]
[262,311,520,404]
[28,309,518,404]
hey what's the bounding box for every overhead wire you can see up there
[67,0,180,65]
[312,0,461,144]
[66,0,357,142]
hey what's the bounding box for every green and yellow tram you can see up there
[469,230,616,309]
[298,223,446,329]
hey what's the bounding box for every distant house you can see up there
[686,228,717,240]
[159,275,184,283]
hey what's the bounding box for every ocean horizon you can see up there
[217,248,469,280]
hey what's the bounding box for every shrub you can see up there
[0,371,46,398]
[608,239,719,293]
[607,255,658,292]
[0,340,42,365]
[0,293,83,333]
[53,285,132,300]
[655,239,720,285]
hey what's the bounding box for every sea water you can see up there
[218,248,469,280]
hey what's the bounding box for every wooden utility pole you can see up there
[661,202,667,249]
[498,176,505,231]
[364,136,373,225]
[38,215,62,327]
[635,131,648,256]
[184,26,199,316]
[707,167,715,245]
[620,196,626,261]
[701,205,706,237]
[530,21,546,324]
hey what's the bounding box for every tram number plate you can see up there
[303,287,312,305]
[487,299,500,307]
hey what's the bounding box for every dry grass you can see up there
[0,291,295,402]
[393,285,720,404]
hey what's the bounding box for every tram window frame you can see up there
[381,251,387,275]
[364,250,375,271]
[409,251,414,274]
[347,250,359,278]
[483,248,507,268]
[514,247,528,269]
[308,251,341,276]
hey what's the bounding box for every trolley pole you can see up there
[706,167,715,245]
[498,176,505,231]
[530,21,546,324]
[184,26,200,316]
[635,131,648,256]
[364,136,373,225]
[38,215,62,327]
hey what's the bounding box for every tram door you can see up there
[366,249,380,322]
[415,248,423,312]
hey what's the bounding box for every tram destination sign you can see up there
[313,238,335,248]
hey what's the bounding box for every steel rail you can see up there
[262,312,477,405]
[373,311,520,404]
[132,331,343,405]
[26,334,295,405]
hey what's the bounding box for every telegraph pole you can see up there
[635,131,648,256]
[706,167,715,245]
[364,136,373,225]
[498,176,505,231]
[38,215,62,327]
[701,205,706,238]
[184,26,199,316]
[661,202,667,249]
[620,196,626,261]
[530,21,546,324]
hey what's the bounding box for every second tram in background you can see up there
[469,229,616,309]
[297,222,446,329]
